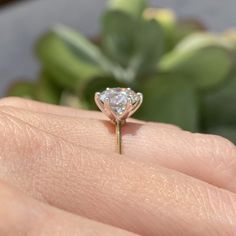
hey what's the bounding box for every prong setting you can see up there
[94,88,143,123]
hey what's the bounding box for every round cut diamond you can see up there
[109,93,128,115]
[100,88,138,115]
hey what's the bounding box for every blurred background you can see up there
[0,0,236,142]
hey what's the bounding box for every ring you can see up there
[94,88,143,154]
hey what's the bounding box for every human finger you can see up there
[1,105,236,194]
[0,181,139,236]
[0,109,235,235]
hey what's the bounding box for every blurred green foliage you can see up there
[7,0,236,142]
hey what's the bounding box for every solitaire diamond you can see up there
[100,88,139,115]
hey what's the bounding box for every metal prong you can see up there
[94,92,100,100]
[94,92,104,112]
[137,92,142,97]
[129,93,143,117]
[119,97,132,121]
[106,87,110,90]
[103,97,116,121]
[127,97,133,112]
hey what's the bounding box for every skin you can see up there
[0,181,138,236]
[0,97,235,236]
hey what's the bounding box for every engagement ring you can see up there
[95,88,143,154]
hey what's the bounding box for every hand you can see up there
[0,97,236,236]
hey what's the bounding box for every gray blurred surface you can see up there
[0,0,236,96]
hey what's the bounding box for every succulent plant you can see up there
[7,0,236,143]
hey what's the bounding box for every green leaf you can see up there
[37,31,104,91]
[143,8,176,29]
[7,81,36,99]
[159,33,233,88]
[102,11,137,67]
[143,8,176,51]
[137,75,199,131]
[174,33,232,52]
[54,25,113,71]
[108,0,147,18]
[134,19,164,74]
[207,126,236,144]
[102,11,164,81]
[53,25,127,84]
[35,72,62,104]
[202,75,236,128]
[173,19,206,47]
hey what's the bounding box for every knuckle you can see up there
[193,133,236,160]
[192,133,236,190]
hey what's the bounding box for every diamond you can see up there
[99,88,139,116]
